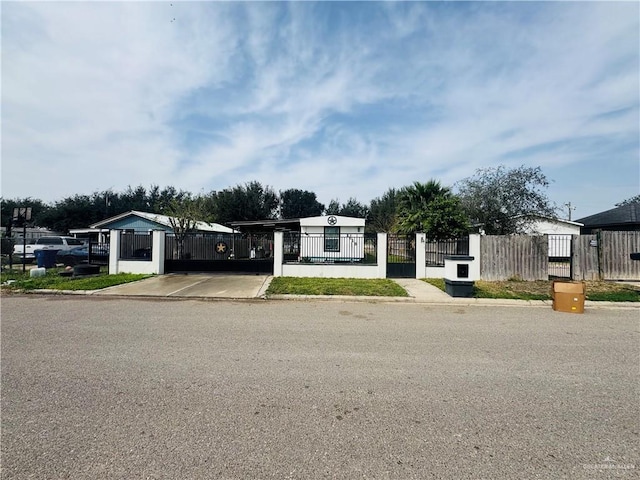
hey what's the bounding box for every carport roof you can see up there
[229,219,301,232]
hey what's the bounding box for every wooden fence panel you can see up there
[572,235,599,280]
[480,235,548,281]
[601,231,640,281]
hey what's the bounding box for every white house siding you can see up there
[524,218,582,258]
[299,216,366,262]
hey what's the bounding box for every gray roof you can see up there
[576,202,640,228]
[90,210,235,233]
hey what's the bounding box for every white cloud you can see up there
[1,1,637,220]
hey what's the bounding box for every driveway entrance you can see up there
[95,274,271,299]
[165,233,274,274]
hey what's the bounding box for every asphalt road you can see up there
[2,296,638,479]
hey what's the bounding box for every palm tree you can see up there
[396,180,469,239]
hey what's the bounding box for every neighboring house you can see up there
[521,216,583,258]
[70,210,234,242]
[1,226,60,240]
[576,202,640,234]
[299,215,367,262]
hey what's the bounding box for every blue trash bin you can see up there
[35,250,45,268]
[35,249,59,268]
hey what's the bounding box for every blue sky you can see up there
[2,1,638,220]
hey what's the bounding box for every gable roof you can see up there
[518,214,584,228]
[576,202,640,228]
[89,210,235,233]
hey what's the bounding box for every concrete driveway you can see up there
[95,273,272,299]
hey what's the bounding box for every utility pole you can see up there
[564,202,576,221]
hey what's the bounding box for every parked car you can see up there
[56,245,110,266]
[13,236,86,263]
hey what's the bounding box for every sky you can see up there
[2,1,638,221]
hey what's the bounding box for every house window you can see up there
[325,226,340,252]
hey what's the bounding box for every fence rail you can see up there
[165,233,273,261]
[119,232,152,261]
[283,233,377,264]
[425,237,469,266]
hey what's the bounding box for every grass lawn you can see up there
[1,267,151,292]
[423,278,640,302]
[267,277,409,297]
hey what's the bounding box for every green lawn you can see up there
[422,278,640,302]
[1,267,151,292]
[267,277,409,297]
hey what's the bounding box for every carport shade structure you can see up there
[229,219,302,233]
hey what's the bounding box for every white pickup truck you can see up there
[13,236,86,263]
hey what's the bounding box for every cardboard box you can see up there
[552,281,586,314]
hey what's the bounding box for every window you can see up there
[67,238,84,246]
[324,227,340,252]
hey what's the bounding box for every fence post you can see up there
[109,229,120,275]
[377,233,387,278]
[415,233,426,279]
[273,231,283,277]
[152,230,166,275]
[469,234,481,281]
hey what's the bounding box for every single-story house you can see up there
[70,210,235,242]
[576,202,640,234]
[298,215,367,262]
[521,216,583,258]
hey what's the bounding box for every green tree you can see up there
[212,181,279,225]
[616,195,640,207]
[396,180,468,240]
[280,189,325,218]
[339,198,369,218]
[325,199,341,215]
[147,185,189,214]
[324,198,369,218]
[36,194,106,233]
[166,195,210,259]
[455,165,557,235]
[368,188,399,233]
[1,197,49,231]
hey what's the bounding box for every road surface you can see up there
[2,296,638,479]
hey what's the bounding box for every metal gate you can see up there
[549,235,572,279]
[165,233,274,274]
[387,234,416,278]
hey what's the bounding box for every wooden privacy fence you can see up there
[481,232,640,281]
[573,231,640,281]
[481,235,549,281]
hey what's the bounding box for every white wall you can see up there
[416,234,481,280]
[274,232,387,278]
[525,219,581,235]
[109,229,165,275]
[282,264,380,278]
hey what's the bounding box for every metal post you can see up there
[22,223,26,273]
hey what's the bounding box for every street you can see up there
[1,296,638,479]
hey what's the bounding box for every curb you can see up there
[7,288,640,310]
